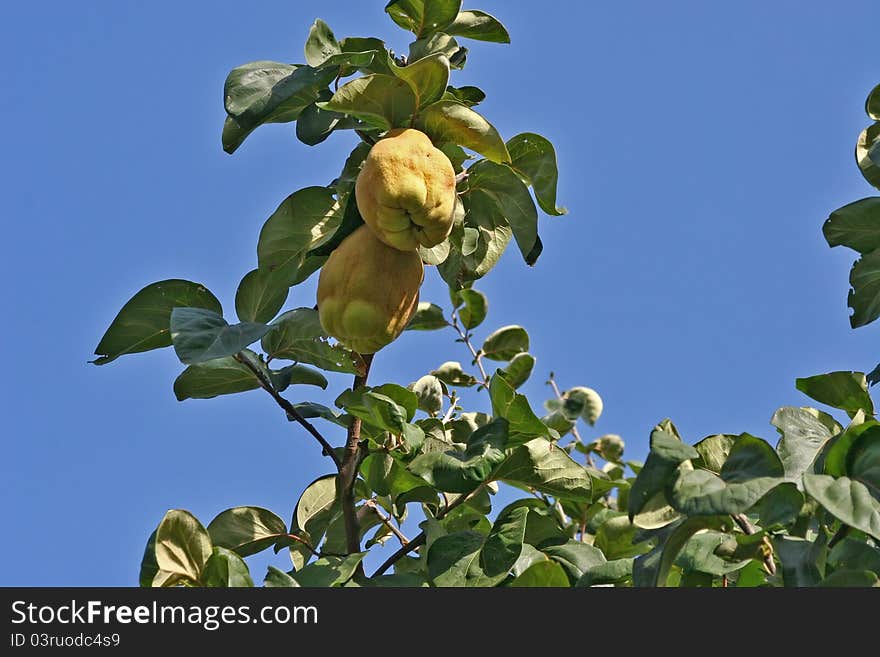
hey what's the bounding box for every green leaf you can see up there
[577,558,634,587]
[270,363,328,391]
[803,474,880,539]
[321,74,416,130]
[155,510,212,584]
[169,308,269,365]
[509,560,569,587]
[628,428,698,519]
[823,198,880,253]
[632,517,721,587]
[675,531,750,577]
[203,547,253,587]
[139,530,159,588]
[796,371,874,416]
[457,288,487,329]
[385,0,461,37]
[418,101,509,162]
[774,534,826,587]
[594,515,650,560]
[771,406,841,480]
[818,569,879,587]
[93,280,222,365]
[670,469,783,515]
[406,302,448,330]
[466,160,540,263]
[848,250,880,327]
[410,375,444,414]
[438,194,512,282]
[391,53,450,108]
[489,373,553,441]
[234,268,288,324]
[495,438,593,502]
[262,308,362,375]
[409,418,509,493]
[428,531,504,587]
[289,553,366,587]
[294,474,338,536]
[720,434,784,482]
[264,566,299,587]
[446,9,510,43]
[411,33,467,68]
[480,506,529,576]
[304,19,341,67]
[757,482,804,528]
[868,84,880,121]
[257,187,342,285]
[207,506,287,557]
[498,353,536,390]
[693,434,738,473]
[174,354,259,401]
[850,434,880,499]
[296,89,361,146]
[308,194,364,259]
[362,453,433,504]
[444,85,485,106]
[336,387,412,433]
[431,360,478,387]
[222,62,336,153]
[482,325,529,361]
[506,133,565,216]
[542,541,606,583]
[856,122,880,191]
[829,537,880,575]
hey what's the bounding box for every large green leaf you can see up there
[820,420,880,477]
[93,280,221,365]
[498,353,536,390]
[577,558,634,587]
[289,553,366,587]
[222,62,336,153]
[849,433,880,499]
[391,53,450,108]
[169,308,269,365]
[542,541,606,583]
[692,434,738,473]
[257,187,342,285]
[406,302,448,330]
[296,91,361,146]
[795,371,874,416]
[803,474,880,540]
[304,19,340,67]
[675,531,750,577]
[482,325,529,361]
[828,537,880,575]
[466,160,540,263]
[234,268,288,324]
[823,198,880,253]
[207,506,287,557]
[495,438,593,502]
[818,569,879,587]
[669,469,783,515]
[262,308,362,375]
[409,33,467,68]
[203,547,253,587]
[506,133,565,216]
[443,85,485,107]
[632,517,722,587]
[457,288,487,329]
[155,510,212,585]
[294,474,338,536]
[509,560,569,587]
[321,74,416,130]
[446,10,510,43]
[418,101,509,162]
[385,0,461,37]
[438,194,512,282]
[856,122,880,191]
[361,453,433,506]
[774,534,826,587]
[480,506,529,576]
[771,406,841,480]
[428,531,506,587]
[336,387,413,433]
[628,428,698,519]
[847,250,880,328]
[488,373,552,442]
[173,354,260,401]
[719,434,784,482]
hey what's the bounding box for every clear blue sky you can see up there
[2,1,877,586]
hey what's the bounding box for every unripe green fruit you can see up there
[317,224,424,354]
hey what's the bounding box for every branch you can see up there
[338,353,374,556]
[732,513,777,576]
[371,483,487,577]
[234,352,341,471]
[365,499,410,547]
[356,129,377,145]
[451,313,489,388]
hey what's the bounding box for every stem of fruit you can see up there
[371,482,488,577]
[339,353,374,558]
[234,352,341,470]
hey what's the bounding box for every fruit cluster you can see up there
[317,129,457,354]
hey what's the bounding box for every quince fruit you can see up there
[317,224,424,354]
[355,128,456,252]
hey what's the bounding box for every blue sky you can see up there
[2,1,878,586]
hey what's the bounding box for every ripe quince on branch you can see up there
[317,224,424,354]
[355,128,457,252]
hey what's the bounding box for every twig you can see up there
[356,129,377,145]
[371,482,488,577]
[365,500,410,547]
[547,373,595,467]
[441,391,458,423]
[234,352,341,470]
[732,513,777,576]
[338,353,374,557]
[284,533,345,559]
[451,313,489,387]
